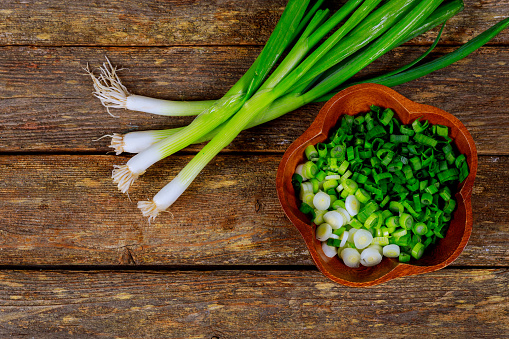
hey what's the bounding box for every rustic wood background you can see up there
[0,0,508,337]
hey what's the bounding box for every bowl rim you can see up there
[276,83,477,287]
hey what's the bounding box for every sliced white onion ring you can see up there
[295,164,307,180]
[336,207,351,223]
[322,242,337,258]
[360,248,383,267]
[345,195,361,216]
[341,248,360,268]
[340,231,349,248]
[383,244,401,258]
[353,229,373,250]
[368,244,383,256]
[315,223,332,242]
[313,191,331,211]
[323,211,344,229]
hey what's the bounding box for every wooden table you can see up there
[1,1,507,337]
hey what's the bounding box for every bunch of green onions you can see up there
[87,0,509,221]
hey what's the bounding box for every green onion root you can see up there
[86,57,215,117]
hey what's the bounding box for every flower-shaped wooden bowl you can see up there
[276,83,477,287]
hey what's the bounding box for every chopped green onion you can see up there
[412,118,429,133]
[443,199,456,214]
[316,223,333,241]
[324,211,345,229]
[360,247,383,267]
[414,133,438,148]
[411,242,425,259]
[383,244,400,258]
[305,144,319,160]
[332,199,346,210]
[322,242,338,258]
[357,201,379,223]
[313,209,327,225]
[353,229,373,250]
[303,161,318,179]
[341,248,361,268]
[413,222,428,236]
[399,213,414,230]
[364,213,379,229]
[373,236,390,246]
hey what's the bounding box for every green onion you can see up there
[103,3,509,166]
[294,104,472,266]
[383,244,400,258]
[303,161,318,179]
[90,1,505,234]
[341,248,361,268]
[443,199,456,214]
[399,252,411,262]
[360,247,383,266]
[305,145,319,160]
[113,0,314,193]
[413,222,428,236]
[316,223,333,241]
[411,242,425,259]
[399,213,414,230]
[86,57,218,118]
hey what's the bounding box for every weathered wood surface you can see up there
[0,46,508,154]
[1,0,508,46]
[0,269,506,338]
[1,0,508,336]
[0,154,506,266]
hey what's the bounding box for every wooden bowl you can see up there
[276,83,477,287]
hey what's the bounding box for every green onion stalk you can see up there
[111,0,391,193]
[133,7,509,160]
[108,0,424,155]
[87,0,325,117]
[110,0,315,193]
[138,0,454,220]
[110,0,469,155]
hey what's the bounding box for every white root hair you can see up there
[85,57,130,117]
[92,134,115,142]
[138,200,162,223]
[109,133,125,155]
[112,164,142,194]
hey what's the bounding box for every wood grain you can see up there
[0,269,506,338]
[0,0,508,46]
[0,154,506,267]
[1,0,508,335]
[0,46,508,154]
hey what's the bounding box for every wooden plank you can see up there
[0,0,508,46]
[0,46,508,154]
[0,154,506,266]
[0,269,506,338]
